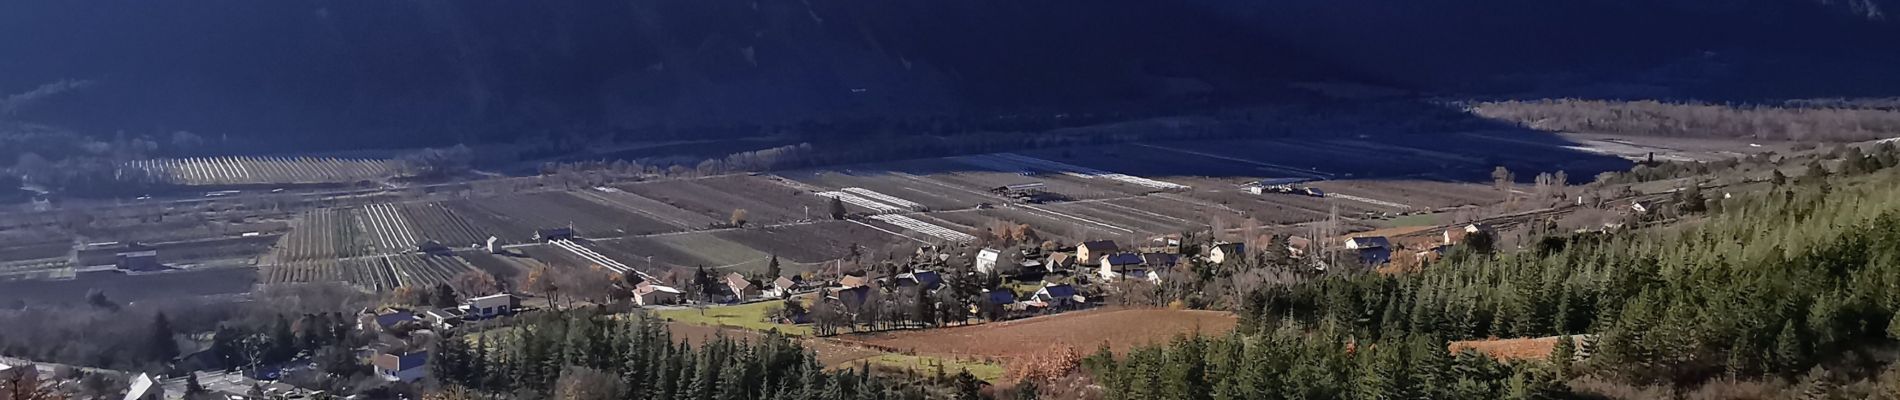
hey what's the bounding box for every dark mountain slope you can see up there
[1,0,1894,151]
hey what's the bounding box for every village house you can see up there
[1286,236,1312,258]
[1097,253,1160,283]
[724,272,760,302]
[1076,240,1119,265]
[357,309,422,335]
[1046,252,1076,270]
[975,248,1001,274]
[838,274,868,289]
[634,282,683,306]
[371,351,429,382]
[1443,223,1492,246]
[460,293,519,320]
[1209,242,1245,264]
[419,308,464,330]
[1029,283,1083,309]
[764,276,801,298]
[1344,236,1392,265]
[894,270,943,291]
[1139,253,1180,269]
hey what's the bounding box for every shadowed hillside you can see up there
[2,0,1896,152]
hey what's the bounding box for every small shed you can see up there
[534,227,575,242]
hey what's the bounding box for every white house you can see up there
[1209,242,1245,264]
[975,248,1001,274]
[634,283,683,306]
[460,293,519,320]
[1096,253,1152,283]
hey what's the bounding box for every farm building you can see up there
[78,242,163,271]
[1076,241,1120,265]
[1344,236,1392,265]
[634,282,683,306]
[461,293,519,320]
[975,248,1001,274]
[725,272,760,302]
[534,227,575,242]
[1209,242,1245,264]
[1443,224,1493,246]
[420,308,464,330]
[372,351,429,382]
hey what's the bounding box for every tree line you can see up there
[429,310,980,400]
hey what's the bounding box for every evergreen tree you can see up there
[829,197,848,220]
[184,372,205,394]
[767,255,783,279]
[954,369,983,400]
[1773,321,1808,372]
[150,312,180,363]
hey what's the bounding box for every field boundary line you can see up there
[1130,143,1333,179]
[847,220,932,245]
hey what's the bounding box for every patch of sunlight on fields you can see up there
[654,301,811,336]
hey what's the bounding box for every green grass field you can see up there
[852,354,1005,382]
[1379,212,1444,228]
[655,300,812,336]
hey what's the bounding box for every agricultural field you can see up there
[386,253,478,289]
[845,308,1237,361]
[656,300,811,336]
[619,176,832,225]
[459,192,677,239]
[399,202,492,248]
[714,221,910,265]
[776,168,996,211]
[0,267,258,305]
[570,188,722,230]
[269,208,371,263]
[261,258,399,292]
[126,156,405,186]
[456,250,535,282]
[589,234,773,272]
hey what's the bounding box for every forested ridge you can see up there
[1091,164,1900,398]
[427,311,977,400]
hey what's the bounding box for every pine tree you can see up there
[1547,336,1575,378]
[184,371,205,394]
[1773,321,1808,373]
[767,255,783,279]
[150,312,180,363]
[954,369,983,400]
